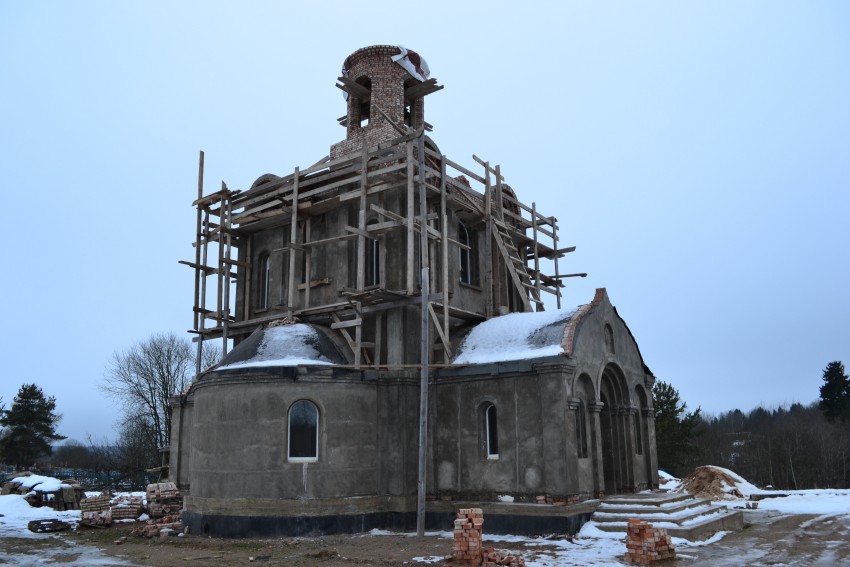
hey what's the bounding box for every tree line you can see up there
[1,333,218,473]
[654,361,850,490]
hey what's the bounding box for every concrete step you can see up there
[589,492,744,541]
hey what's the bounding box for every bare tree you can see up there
[102,333,219,465]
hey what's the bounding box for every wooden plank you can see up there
[330,318,362,329]
[336,75,372,98]
[406,140,415,294]
[444,156,486,185]
[473,154,505,180]
[404,78,443,100]
[428,302,452,360]
[356,146,368,291]
[287,167,300,309]
[301,233,357,248]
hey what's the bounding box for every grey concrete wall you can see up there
[187,368,380,501]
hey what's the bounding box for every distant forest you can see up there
[694,403,849,490]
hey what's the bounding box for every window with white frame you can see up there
[288,400,319,461]
[485,403,499,459]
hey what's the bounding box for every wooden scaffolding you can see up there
[182,130,575,369]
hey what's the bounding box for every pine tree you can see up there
[819,361,850,423]
[653,380,702,477]
[0,384,66,467]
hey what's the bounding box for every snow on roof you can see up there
[11,474,70,493]
[219,324,335,369]
[453,307,578,364]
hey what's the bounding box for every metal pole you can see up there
[416,133,430,536]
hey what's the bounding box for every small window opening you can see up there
[366,220,380,287]
[485,404,499,458]
[258,253,270,309]
[288,400,318,461]
[357,78,371,127]
[459,222,472,284]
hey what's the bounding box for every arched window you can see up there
[604,324,615,354]
[356,77,371,127]
[459,222,478,285]
[258,253,271,310]
[366,220,380,287]
[484,403,499,458]
[288,400,318,461]
[575,399,589,459]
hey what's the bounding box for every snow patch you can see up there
[454,308,577,364]
[220,324,334,368]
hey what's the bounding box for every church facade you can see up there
[170,45,658,537]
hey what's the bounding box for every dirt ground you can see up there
[2,510,849,566]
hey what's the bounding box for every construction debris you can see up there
[146,482,182,518]
[1,472,85,511]
[624,519,676,564]
[534,494,580,506]
[453,508,525,567]
[27,519,72,533]
[81,509,112,528]
[131,514,184,538]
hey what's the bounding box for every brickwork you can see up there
[624,519,676,564]
[453,508,526,567]
[331,45,427,159]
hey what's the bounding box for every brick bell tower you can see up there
[330,45,443,158]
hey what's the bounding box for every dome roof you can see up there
[215,323,349,371]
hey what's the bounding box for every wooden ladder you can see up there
[491,219,543,312]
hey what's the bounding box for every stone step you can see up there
[593,509,744,541]
[592,502,715,525]
[589,492,744,541]
[596,496,709,517]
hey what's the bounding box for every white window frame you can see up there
[288,400,319,463]
[485,404,499,460]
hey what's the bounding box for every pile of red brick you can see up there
[624,519,676,564]
[534,494,580,506]
[452,509,525,567]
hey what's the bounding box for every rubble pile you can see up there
[1,472,84,511]
[624,519,676,565]
[146,482,182,518]
[453,508,525,567]
[131,513,184,538]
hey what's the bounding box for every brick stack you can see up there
[80,493,113,527]
[453,509,525,567]
[534,494,580,506]
[624,519,676,564]
[111,495,144,520]
[146,482,182,518]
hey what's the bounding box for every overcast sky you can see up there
[2,1,848,443]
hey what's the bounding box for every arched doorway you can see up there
[634,384,652,489]
[599,364,632,494]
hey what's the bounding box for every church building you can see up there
[170,45,658,537]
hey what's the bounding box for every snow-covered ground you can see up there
[3,472,850,566]
[0,476,145,566]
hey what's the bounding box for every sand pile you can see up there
[675,465,757,501]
